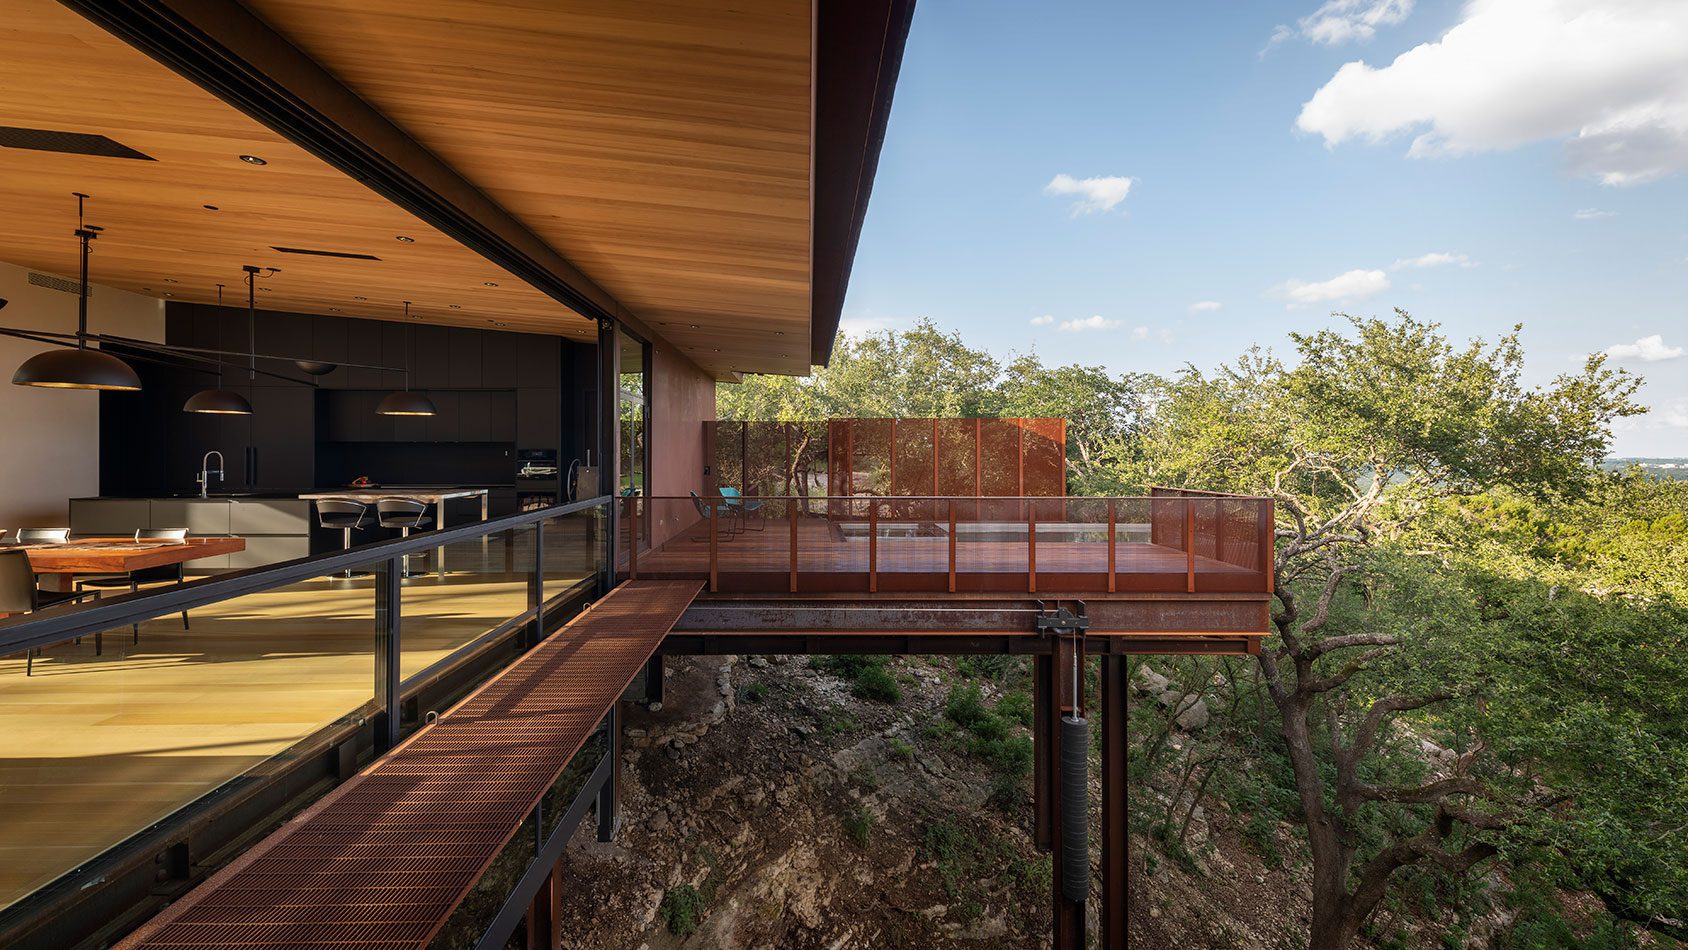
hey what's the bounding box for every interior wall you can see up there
[648,342,715,545]
[0,260,163,530]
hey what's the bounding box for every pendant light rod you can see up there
[74,192,94,350]
[243,264,259,381]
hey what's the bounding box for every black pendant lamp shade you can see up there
[376,389,437,416]
[12,195,142,391]
[294,359,337,376]
[377,300,436,416]
[183,387,253,414]
[13,346,142,390]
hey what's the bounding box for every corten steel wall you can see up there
[648,345,715,547]
[710,418,1068,500]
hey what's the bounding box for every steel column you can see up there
[525,861,561,950]
[597,318,618,592]
[1045,634,1086,949]
[1101,654,1128,948]
[373,556,401,754]
[596,702,622,842]
[643,653,665,706]
[1034,654,1053,850]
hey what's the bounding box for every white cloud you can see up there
[1605,334,1685,362]
[1131,326,1151,340]
[1272,0,1415,47]
[1296,0,1688,186]
[1572,208,1616,220]
[1187,300,1223,313]
[1270,268,1391,306]
[1058,314,1121,332]
[1390,251,1474,269]
[1029,314,1055,326]
[837,315,902,339]
[1044,174,1134,215]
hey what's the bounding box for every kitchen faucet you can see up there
[198,450,224,498]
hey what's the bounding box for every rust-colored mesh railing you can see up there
[620,494,1272,595]
[708,418,1068,500]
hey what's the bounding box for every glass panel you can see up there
[543,505,604,605]
[400,526,534,681]
[0,560,383,911]
[618,331,649,501]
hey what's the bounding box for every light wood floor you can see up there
[0,561,587,910]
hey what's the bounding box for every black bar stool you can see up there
[377,498,433,577]
[315,499,371,578]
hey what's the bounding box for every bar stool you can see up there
[315,499,371,578]
[377,498,433,577]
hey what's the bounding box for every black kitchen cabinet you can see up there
[344,319,386,389]
[448,328,482,388]
[481,331,517,384]
[250,387,314,488]
[424,391,460,442]
[515,334,561,388]
[516,387,560,449]
[413,325,451,389]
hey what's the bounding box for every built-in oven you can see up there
[516,449,559,511]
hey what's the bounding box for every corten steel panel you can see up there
[712,420,745,494]
[891,420,935,497]
[934,419,977,497]
[979,418,1022,496]
[118,580,703,950]
[1022,417,1066,497]
[851,419,894,497]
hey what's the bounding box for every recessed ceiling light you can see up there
[202,204,219,211]
[162,292,174,297]
[329,307,340,312]
[689,324,700,329]
[449,304,462,309]
[238,154,267,166]
[712,348,720,352]
[395,235,415,243]
[259,286,272,292]
[163,278,177,283]
[775,331,784,336]
[354,295,367,301]
[483,281,498,287]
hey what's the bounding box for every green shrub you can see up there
[853,664,902,703]
[741,680,768,703]
[996,690,1034,728]
[945,683,990,728]
[659,884,705,937]
[887,737,915,762]
[843,805,873,847]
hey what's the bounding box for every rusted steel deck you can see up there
[117,579,702,950]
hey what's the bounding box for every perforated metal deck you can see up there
[118,579,703,950]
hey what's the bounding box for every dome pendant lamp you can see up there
[184,265,258,414]
[12,194,143,391]
[377,302,437,416]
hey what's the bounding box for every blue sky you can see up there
[841,0,1688,456]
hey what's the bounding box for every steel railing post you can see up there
[373,555,401,755]
[530,519,544,648]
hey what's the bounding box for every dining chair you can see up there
[74,528,192,643]
[717,487,766,532]
[15,528,70,544]
[376,498,433,576]
[2,550,101,676]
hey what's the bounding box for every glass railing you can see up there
[0,497,611,927]
[618,493,1272,594]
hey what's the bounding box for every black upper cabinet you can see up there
[515,334,561,388]
[379,322,409,390]
[481,331,517,385]
[448,328,482,388]
[413,325,451,389]
[424,391,461,442]
[344,320,385,389]
[516,388,560,449]
[253,312,312,386]
[250,387,314,487]
[311,316,350,387]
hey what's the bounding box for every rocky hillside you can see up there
[545,654,1630,949]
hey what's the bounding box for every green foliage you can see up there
[887,737,915,763]
[740,680,768,703]
[842,804,874,848]
[941,684,1035,810]
[814,654,901,704]
[659,884,705,937]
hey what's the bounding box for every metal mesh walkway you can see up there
[118,579,703,950]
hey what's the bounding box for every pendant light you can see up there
[184,265,257,414]
[377,301,437,416]
[12,194,142,391]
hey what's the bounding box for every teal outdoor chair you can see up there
[717,487,765,532]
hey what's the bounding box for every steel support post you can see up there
[596,705,622,842]
[524,860,561,950]
[373,556,401,755]
[1034,654,1053,851]
[1045,634,1086,950]
[527,520,544,649]
[643,653,665,706]
[1101,654,1128,948]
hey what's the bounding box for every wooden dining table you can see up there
[11,537,247,590]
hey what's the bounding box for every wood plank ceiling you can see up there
[0,0,597,341]
[244,0,816,377]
